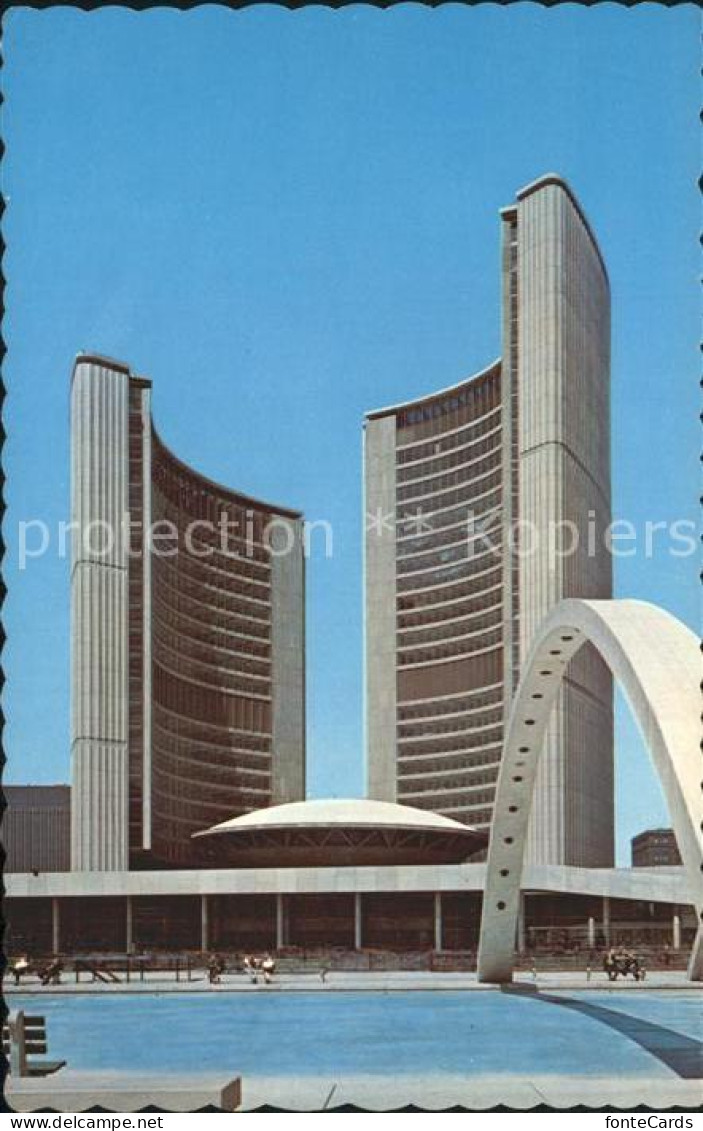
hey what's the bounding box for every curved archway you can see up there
[477,599,702,983]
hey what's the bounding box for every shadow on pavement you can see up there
[501,985,703,1079]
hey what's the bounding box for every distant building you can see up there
[364,174,614,868]
[632,828,681,868]
[71,355,306,871]
[3,785,71,873]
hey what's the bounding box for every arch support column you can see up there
[477,599,702,983]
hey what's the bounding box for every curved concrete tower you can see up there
[364,175,613,867]
[71,355,306,871]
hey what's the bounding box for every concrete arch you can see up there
[477,599,702,983]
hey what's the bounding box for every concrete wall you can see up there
[5,862,692,905]
[270,516,306,804]
[71,358,130,871]
[364,415,398,800]
[514,179,613,867]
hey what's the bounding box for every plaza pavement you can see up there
[6,968,699,995]
[241,1073,703,1111]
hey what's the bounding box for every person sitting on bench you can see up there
[39,959,63,986]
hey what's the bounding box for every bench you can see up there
[2,1010,66,1077]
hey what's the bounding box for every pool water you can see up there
[14,991,702,1079]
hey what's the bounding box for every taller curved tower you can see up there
[364,175,613,867]
[71,355,305,870]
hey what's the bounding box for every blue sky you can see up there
[3,5,699,863]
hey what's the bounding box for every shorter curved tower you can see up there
[71,355,305,870]
[365,361,504,835]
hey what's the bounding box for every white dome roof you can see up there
[195,797,476,838]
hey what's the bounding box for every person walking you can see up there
[261,953,276,984]
[12,956,29,986]
[243,954,258,984]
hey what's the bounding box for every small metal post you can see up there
[587,916,596,950]
[517,893,526,955]
[354,893,363,951]
[125,896,133,956]
[276,894,286,950]
[673,912,681,951]
[175,956,180,982]
[602,896,611,947]
[51,898,60,955]
[434,893,443,953]
[201,894,209,954]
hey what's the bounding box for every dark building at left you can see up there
[71,354,306,871]
[3,786,71,873]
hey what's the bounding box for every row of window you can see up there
[404,787,495,809]
[396,537,503,581]
[152,608,270,673]
[396,511,501,556]
[397,575,502,616]
[398,629,502,668]
[154,641,270,699]
[396,445,502,505]
[397,708,502,740]
[397,609,502,651]
[396,402,501,465]
[397,558,503,595]
[396,457,502,507]
[397,481,502,528]
[396,427,501,485]
[151,590,271,654]
[127,419,146,844]
[397,682,503,719]
[153,556,271,620]
[402,790,494,821]
[397,540,472,578]
[150,524,271,588]
[396,372,501,433]
[155,503,271,566]
[151,787,266,828]
[152,440,274,538]
[400,775,498,799]
[436,806,494,826]
[397,748,502,777]
[153,703,271,750]
[154,705,272,750]
[397,595,502,632]
[397,491,503,541]
[153,663,271,732]
[397,728,503,759]
[152,759,270,798]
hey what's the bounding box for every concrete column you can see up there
[517,892,525,955]
[434,893,443,952]
[354,893,363,951]
[276,894,286,950]
[201,895,209,953]
[70,359,130,871]
[673,912,681,951]
[126,896,133,955]
[602,896,611,946]
[587,916,596,950]
[51,898,60,954]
